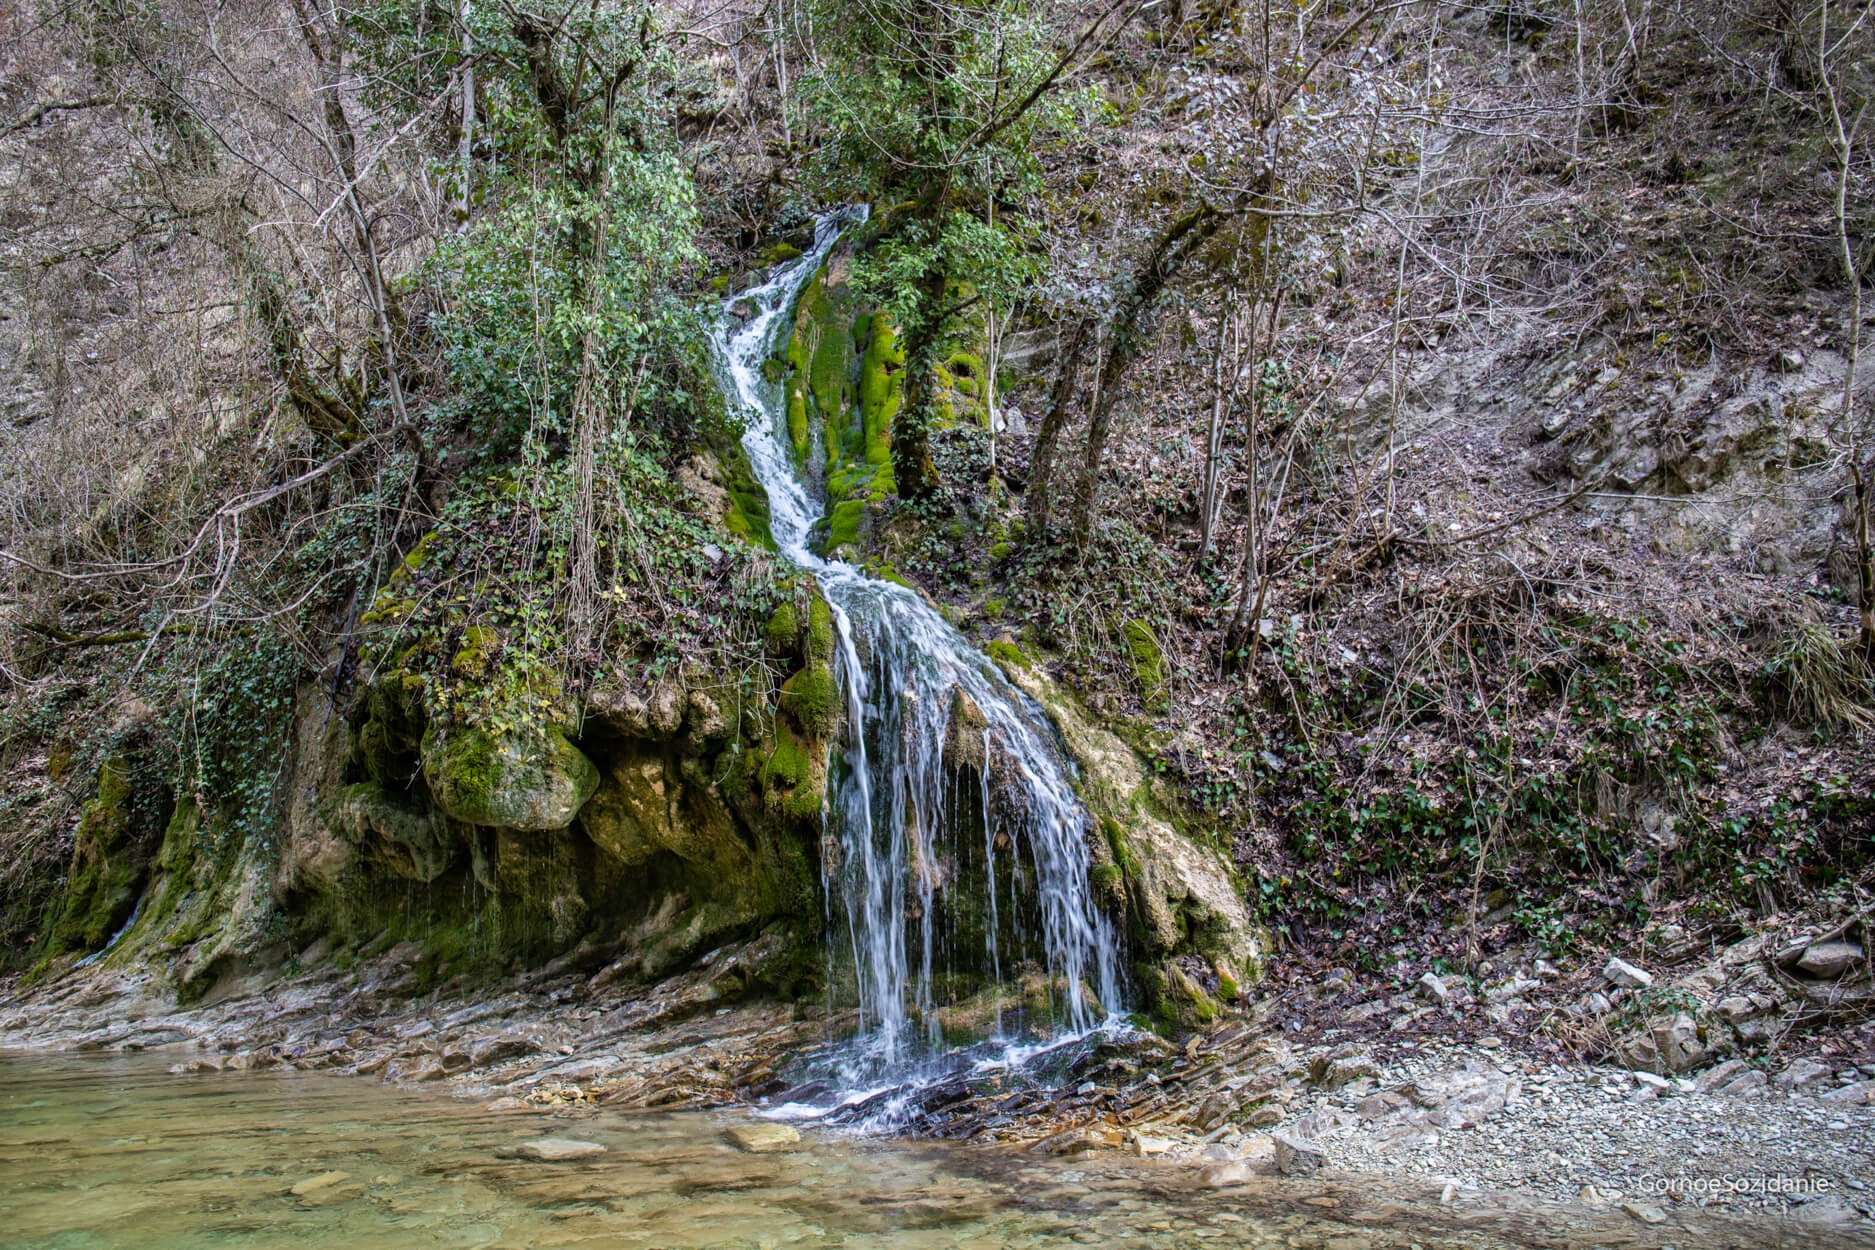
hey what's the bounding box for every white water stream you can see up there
[708,212,1123,1102]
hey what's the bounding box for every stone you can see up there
[1355,1092,1410,1122]
[1772,1058,1831,1091]
[1715,996,1757,1025]
[1133,1135,1175,1157]
[1616,1012,1709,1074]
[422,723,599,832]
[1795,941,1865,980]
[1715,1069,1769,1097]
[469,1035,540,1067]
[289,1171,352,1197]
[1774,349,1806,373]
[1694,1059,1748,1093]
[1400,1063,1519,1128]
[1633,1071,1671,1092]
[1417,973,1450,1005]
[1200,1160,1256,1188]
[1622,1201,1668,1224]
[1818,1080,1874,1107]
[1271,1132,1325,1177]
[1310,1044,1377,1090]
[724,1123,801,1154]
[504,1138,608,1162]
[484,1096,528,1112]
[1602,957,1652,989]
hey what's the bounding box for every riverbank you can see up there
[4,944,1871,1248]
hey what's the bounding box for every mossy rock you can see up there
[766,602,800,657]
[47,757,156,955]
[421,721,599,832]
[760,722,828,822]
[1000,661,1265,1011]
[779,664,840,738]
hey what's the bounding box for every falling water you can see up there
[708,211,1123,1095]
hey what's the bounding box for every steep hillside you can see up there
[0,0,1869,1080]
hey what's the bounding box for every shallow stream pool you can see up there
[0,1052,1828,1249]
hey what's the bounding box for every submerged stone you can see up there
[503,1138,608,1162]
[723,1122,800,1153]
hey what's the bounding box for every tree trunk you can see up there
[1070,202,1226,548]
[1025,316,1092,538]
[892,264,947,499]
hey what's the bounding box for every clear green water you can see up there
[0,1052,1708,1250]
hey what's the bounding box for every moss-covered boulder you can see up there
[421,722,599,831]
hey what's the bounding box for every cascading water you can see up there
[708,210,1123,1108]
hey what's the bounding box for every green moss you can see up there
[859,312,903,487]
[710,274,730,293]
[826,499,865,552]
[766,602,799,656]
[451,625,500,679]
[988,542,1012,562]
[779,664,840,738]
[806,591,835,666]
[764,242,803,263]
[983,598,1006,619]
[1123,619,1167,707]
[47,758,149,955]
[986,639,1031,673]
[422,722,599,831]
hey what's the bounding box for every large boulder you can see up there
[421,722,598,831]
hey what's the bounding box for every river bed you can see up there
[3,1049,1859,1250]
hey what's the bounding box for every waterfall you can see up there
[708,210,1122,1098]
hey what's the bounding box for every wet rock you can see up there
[469,1034,540,1068]
[289,1171,352,1197]
[1271,1132,1324,1177]
[422,722,598,832]
[485,1096,528,1112]
[502,1138,608,1162]
[1602,957,1653,989]
[724,1122,801,1154]
[1199,1160,1256,1188]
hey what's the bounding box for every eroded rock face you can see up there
[581,751,744,869]
[996,655,1264,1019]
[421,723,599,832]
